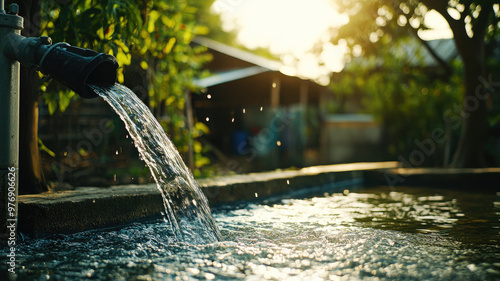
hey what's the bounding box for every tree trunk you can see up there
[418,0,493,168]
[449,23,490,168]
[16,0,48,194]
[449,53,489,168]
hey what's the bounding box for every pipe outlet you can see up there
[6,34,118,99]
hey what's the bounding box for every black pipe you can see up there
[38,43,118,98]
[6,35,118,99]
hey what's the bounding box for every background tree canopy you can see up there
[328,0,500,167]
[7,0,220,193]
[39,0,217,175]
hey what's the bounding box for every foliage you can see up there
[39,0,215,172]
[40,0,142,111]
[334,0,500,54]
[330,37,463,163]
[328,0,500,167]
[135,0,212,173]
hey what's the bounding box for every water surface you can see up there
[6,186,500,280]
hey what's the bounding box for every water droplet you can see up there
[231,118,235,123]
[286,180,290,185]
[260,106,263,111]
[255,193,258,198]
[113,174,117,182]
[242,108,246,114]
[115,150,119,155]
[206,117,210,122]
[207,94,212,99]
[277,140,281,146]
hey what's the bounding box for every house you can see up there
[190,37,328,172]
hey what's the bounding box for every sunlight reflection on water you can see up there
[6,186,500,280]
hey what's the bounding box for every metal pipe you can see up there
[0,3,23,243]
[0,3,117,242]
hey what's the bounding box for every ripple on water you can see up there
[4,186,500,280]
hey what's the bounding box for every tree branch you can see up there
[415,34,453,76]
[472,3,492,42]
[389,0,452,76]
[461,0,473,22]
[419,0,468,40]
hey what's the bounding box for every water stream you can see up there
[90,83,222,244]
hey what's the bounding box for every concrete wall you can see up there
[320,114,386,164]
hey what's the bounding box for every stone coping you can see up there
[17,162,500,237]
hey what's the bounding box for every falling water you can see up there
[90,83,222,244]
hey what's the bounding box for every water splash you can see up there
[91,83,222,244]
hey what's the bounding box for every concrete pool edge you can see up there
[17,162,500,237]
[366,167,500,191]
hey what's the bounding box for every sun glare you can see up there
[216,0,347,55]
[211,1,453,83]
[212,0,348,83]
[419,9,454,40]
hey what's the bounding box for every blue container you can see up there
[231,130,250,155]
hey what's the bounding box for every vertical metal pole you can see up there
[270,75,281,108]
[0,4,23,242]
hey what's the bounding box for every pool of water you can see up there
[4,186,500,280]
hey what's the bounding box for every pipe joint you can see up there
[0,5,22,29]
[5,34,52,70]
[7,3,19,15]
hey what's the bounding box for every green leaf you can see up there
[163,37,177,54]
[38,139,56,157]
[44,92,57,115]
[40,0,215,171]
[58,90,74,113]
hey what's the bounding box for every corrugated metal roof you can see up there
[193,36,282,72]
[193,66,270,88]
[427,39,458,62]
[345,38,459,70]
[405,38,459,66]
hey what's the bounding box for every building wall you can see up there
[320,114,387,164]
